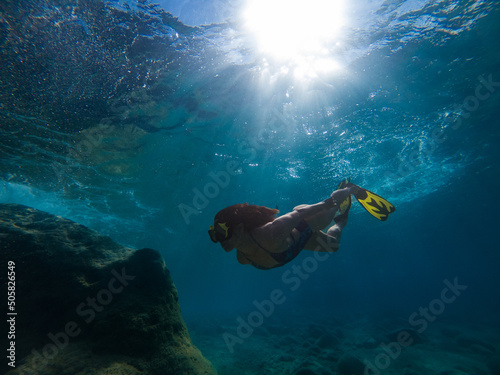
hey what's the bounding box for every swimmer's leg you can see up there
[304,230,341,252]
[293,187,352,231]
[303,209,349,252]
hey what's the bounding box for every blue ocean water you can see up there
[1,0,499,373]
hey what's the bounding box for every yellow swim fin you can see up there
[350,183,396,221]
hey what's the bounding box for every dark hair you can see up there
[214,203,279,232]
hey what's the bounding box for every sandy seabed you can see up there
[187,312,500,375]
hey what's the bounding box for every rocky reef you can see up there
[0,203,216,375]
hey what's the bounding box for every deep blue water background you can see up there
[1,0,499,364]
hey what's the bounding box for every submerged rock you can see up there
[488,357,500,375]
[294,363,333,375]
[294,369,317,375]
[386,328,424,345]
[307,324,326,340]
[441,327,461,339]
[337,356,366,375]
[316,333,340,349]
[456,335,496,354]
[0,204,216,375]
[294,358,333,375]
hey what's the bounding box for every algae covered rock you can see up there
[0,204,216,375]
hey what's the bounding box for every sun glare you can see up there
[242,0,346,77]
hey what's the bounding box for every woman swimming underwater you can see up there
[208,180,395,270]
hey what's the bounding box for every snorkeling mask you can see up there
[208,222,232,243]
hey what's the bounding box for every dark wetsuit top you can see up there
[249,219,313,270]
